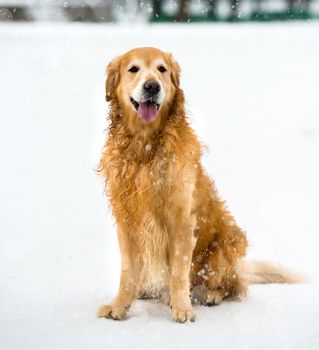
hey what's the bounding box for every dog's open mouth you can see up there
[130,97,160,123]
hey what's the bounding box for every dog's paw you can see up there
[171,307,195,323]
[191,286,224,306]
[205,290,223,306]
[97,304,126,320]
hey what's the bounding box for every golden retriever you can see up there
[97,47,302,323]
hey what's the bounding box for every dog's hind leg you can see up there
[205,249,248,302]
[192,230,248,304]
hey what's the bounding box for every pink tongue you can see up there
[138,102,158,123]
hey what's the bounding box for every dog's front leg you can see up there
[97,227,137,320]
[167,209,196,323]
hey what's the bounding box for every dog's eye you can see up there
[128,66,139,73]
[158,66,167,73]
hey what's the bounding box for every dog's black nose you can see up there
[143,80,160,95]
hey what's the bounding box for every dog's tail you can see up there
[240,260,308,284]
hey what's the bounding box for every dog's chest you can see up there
[135,161,166,191]
[132,152,171,195]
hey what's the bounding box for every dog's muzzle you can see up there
[130,97,160,124]
[130,79,162,124]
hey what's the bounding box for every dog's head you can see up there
[105,47,180,126]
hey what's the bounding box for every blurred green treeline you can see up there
[0,0,318,23]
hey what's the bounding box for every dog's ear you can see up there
[105,56,121,101]
[167,53,181,88]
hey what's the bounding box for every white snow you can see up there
[0,22,319,350]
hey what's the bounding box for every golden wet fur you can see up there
[97,47,301,323]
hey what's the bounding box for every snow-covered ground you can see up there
[0,22,319,350]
